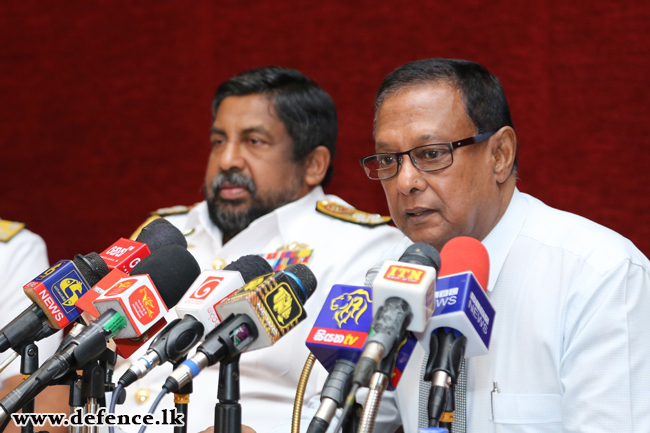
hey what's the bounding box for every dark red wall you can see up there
[2,0,649,263]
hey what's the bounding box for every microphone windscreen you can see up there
[439,236,489,291]
[135,218,188,251]
[131,244,201,308]
[73,253,110,286]
[224,255,273,283]
[284,264,317,302]
[400,242,441,270]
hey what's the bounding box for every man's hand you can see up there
[198,425,256,433]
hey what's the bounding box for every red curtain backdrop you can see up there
[2,0,649,263]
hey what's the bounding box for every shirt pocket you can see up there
[491,393,562,428]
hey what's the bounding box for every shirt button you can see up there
[134,388,150,403]
[213,258,227,270]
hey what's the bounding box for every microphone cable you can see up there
[138,388,168,433]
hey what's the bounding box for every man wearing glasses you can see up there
[360,59,650,432]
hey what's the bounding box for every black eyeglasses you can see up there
[360,131,496,180]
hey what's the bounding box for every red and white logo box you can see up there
[99,238,151,274]
[175,270,245,329]
[92,274,167,339]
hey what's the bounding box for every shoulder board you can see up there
[316,200,392,227]
[130,203,198,240]
[152,204,196,217]
[0,219,25,242]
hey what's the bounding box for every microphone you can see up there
[118,255,272,388]
[163,264,317,393]
[0,218,187,354]
[0,309,127,424]
[99,218,187,274]
[352,243,440,388]
[92,244,201,340]
[332,244,440,433]
[0,245,200,422]
[414,236,494,427]
[305,283,419,433]
[0,253,110,354]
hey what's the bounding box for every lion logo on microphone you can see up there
[330,289,372,328]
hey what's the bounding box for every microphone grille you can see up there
[400,242,441,271]
[224,255,273,283]
[131,244,201,308]
[73,252,110,286]
[284,264,317,302]
[135,218,188,251]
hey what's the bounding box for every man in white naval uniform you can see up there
[0,220,53,381]
[114,67,405,433]
[359,58,650,432]
[0,220,66,431]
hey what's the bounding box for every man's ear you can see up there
[304,146,331,187]
[491,126,517,183]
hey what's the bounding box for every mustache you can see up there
[209,171,257,199]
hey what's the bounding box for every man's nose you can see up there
[218,141,246,172]
[396,156,426,195]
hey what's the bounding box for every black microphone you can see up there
[118,255,273,388]
[0,252,109,353]
[163,264,318,393]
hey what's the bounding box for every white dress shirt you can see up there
[0,226,60,380]
[389,188,650,432]
[112,186,406,433]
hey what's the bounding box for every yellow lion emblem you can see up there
[330,289,372,328]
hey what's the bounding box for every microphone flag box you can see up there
[175,270,246,330]
[305,284,417,391]
[23,260,92,329]
[75,268,129,319]
[99,238,151,274]
[415,271,495,358]
[76,269,167,358]
[92,274,168,339]
[372,261,437,333]
[215,271,305,351]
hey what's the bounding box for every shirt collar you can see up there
[481,188,529,292]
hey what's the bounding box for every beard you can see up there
[204,170,303,241]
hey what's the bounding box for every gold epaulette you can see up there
[316,200,392,227]
[129,204,198,240]
[0,220,25,242]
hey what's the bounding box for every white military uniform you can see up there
[0,221,59,381]
[112,186,406,433]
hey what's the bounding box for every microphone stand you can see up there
[357,334,402,433]
[81,359,105,433]
[66,373,83,433]
[214,354,241,433]
[171,356,191,433]
[18,341,39,433]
